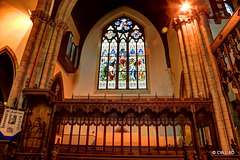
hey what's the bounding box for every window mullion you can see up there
[116,38,119,89]
[126,38,129,89]
[136,39,139,89]
[99,17,146,90]
[106,39,110,89]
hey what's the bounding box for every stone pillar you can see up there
[39,25,59,89]
[197,8,234,151]
[174,20,192,98]
[33,25,55,87]
[181,22,199,98]
[29,20,52,88]
[16,13,51,109]
[185,21,206,97]
[173,6,234,152]
[39,21,67,89]
[7,11,46,108]
[45,24,66,88]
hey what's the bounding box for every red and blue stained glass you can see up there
[99,40,109,89]
[131,30,142,39]
[115,18,132,31]
[99,17,146,89]
[105,30,116,39]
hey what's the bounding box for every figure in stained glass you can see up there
[99,17,147,89]
[139,72,145,80]
[108,69,115,80]
[110,49,117,56]
[119,54,126,68]
[129,49,135,56]
[102,49,107,56]
[109,57,116,68]
[130,57,136,67]
[119,48,126,56]
[130,68,137,80]
[138,49,144,55]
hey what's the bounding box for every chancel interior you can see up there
[0,0,240,159]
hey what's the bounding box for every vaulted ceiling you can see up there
[71,0,172,67]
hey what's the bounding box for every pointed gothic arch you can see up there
[0,46,18,102]
[51,72,64,100]
[75,6,172,95]
[98,16,147,89]
[179,71,187,98]
[0,46,18,77]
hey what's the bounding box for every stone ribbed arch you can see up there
[55,0,77,22]
[35,0,54,14]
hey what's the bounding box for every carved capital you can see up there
[55,20,68,31]
[196,5,211,17]
[172,17,187,30]
[31,10,52,23]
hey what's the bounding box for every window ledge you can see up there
[95,89,150,94]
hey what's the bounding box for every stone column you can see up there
[17,13,51,109]
[181,21,199,98]
[33,25,55,87]
[45,23,67,88]
[173,6,235,151]
[39,21,67,89]
[186,20,206,97]
[173,20,192,98]
[7,11,45,108]
[192,14,230,152]
[29,19,52,88]
[197,9,234,150]
[39,24,59,89]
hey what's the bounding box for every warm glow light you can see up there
[28,9,32,16]
[180,3,190,11]
[161,27,168,34]
[22,19,31,25]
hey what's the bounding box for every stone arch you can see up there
[54,0,77,22]
[35,0,55,15]
[0,46,18,77]
[51,71,64,100]
[0,46,18,102]
[74,6,173,96]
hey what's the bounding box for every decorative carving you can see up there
[30,10,51,23]
[213,27,240,96]
[20,116,46,153]
[55,84,60,96]
[25,78,30,88]
[231,139,239,155]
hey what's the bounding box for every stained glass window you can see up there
[98,17,147,89]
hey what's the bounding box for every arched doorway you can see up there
[0,46,18,103]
